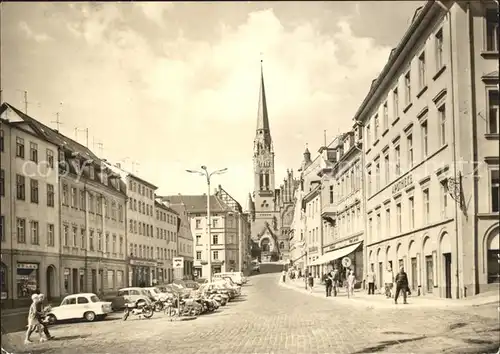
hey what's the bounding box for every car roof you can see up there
[119,287,142,290]
[64,293,96,298]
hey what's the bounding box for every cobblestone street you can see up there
[3,272,499,354]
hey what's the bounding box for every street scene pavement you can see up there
[2,265,499,354]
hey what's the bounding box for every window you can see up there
[71,187,77,207]
[366,123,371,146]
[16,175,25,200]
[396,203,402,233]
[81,229,86,249]
[16,137,25,158]
[89,230,94,251]
[63,225,69,246]
[0,215,4,242]
[79,190,85,209]
[329,185,334,204]
[423,188,430,224]
[17,218,26,243]
[30,221,39,245]
[212,219,218,228]
[486,9,499,52]
[98,232,102,251]
[393,88,399,119]
[367,167,372,196]
[212,234,219,245]
[376,213,381,238]
[112,234,117,253]
[47,184,54,207]
[385,208,391,236]
[418,52,426,89]
[375,162,380,192]
[47,224,54,246]
[381,102,389,130]
[0,130,3,152]
[368,217,373,242]
[73,227,78,247]
[46,149,54,168]
[0,169,4,196]
[404,71,411,105]
[409,197,415,229]
[435,28,444,69]
[212,251,219,260]
[488,89,499,134]
[16,263,38,298]
[441,181,449,218]
[196,235,201,245]
[374,115,379,140]
[30,180,39,204]
[196,251,202,260]
[29,142,38,163]
[407,133,414,169]
[421,120,428,157]
[491,170,499,212]
[425,255,434,292]
[438,104,447,146]
[62,184,69,205]
[394,145,401,176]
[195,219,201,229]
[384,153,390,185]
[77,297,89,304]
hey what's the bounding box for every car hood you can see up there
[51,301,112,311]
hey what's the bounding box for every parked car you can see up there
[143,287,169,301]
[173,279,199,290]
[251,264,260,273]
[117,287,153,306]
[46,293,112,323]
[100,292,126,311]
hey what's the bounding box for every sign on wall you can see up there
[173,257,184,269]
[342,257,352,268]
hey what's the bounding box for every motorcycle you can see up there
[122,301,154,321]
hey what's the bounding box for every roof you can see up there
[3,103,99,161]
[256,60,270,133]
[127,173,158,190]
[162,194,232,214]
[154,200,179,215]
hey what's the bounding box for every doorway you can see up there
[378,262,383,290]
[91,270,97,293]
[46,266,55,300]
[411,257,417,291]
[72,269,78,293]
[443,253,452,299]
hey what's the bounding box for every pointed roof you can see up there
[256,60,270,132]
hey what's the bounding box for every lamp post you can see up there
[186,166,227,283]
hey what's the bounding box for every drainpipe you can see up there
[436,0,461,299]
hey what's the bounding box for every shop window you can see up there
[17,263,39,298]
[107,270,115,290]
[64,268,70,293]
[0,263,7,300]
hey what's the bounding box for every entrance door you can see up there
[91,270,97,293]
[443,253,452,299]
[72,269,78,293]
[410,257,417,291]
[378,262,383,289]
[425,256,433,293]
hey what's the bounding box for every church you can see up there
[246,61,299,263]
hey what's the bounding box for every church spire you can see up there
[256,59,270,132]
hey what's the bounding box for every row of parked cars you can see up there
[44,272,248,323]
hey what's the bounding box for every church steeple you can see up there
[255,60,272,152]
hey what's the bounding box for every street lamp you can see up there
[186,166,228,283]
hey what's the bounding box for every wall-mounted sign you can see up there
[342,257,352,268]
[130,259,157,267]
[392,174,413,195]
[327,236,360,252]
[308,246,318,253]
[173,257,184,269]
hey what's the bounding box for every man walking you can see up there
[366,266,376,295]
[394,267,409,304]
[325,272,333,297]
[331,268,340,297]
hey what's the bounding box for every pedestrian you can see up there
[384,266,394,298]
[394,266,410,305]
[307,273,314,292]
[325,272,333,297]
[36,294,54,340]
[24,294,44,344]
[281,269,286,283]
[331,268,340,296]
[346,270,356,298]
[366,265,376,295]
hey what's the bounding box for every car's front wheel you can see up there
[46,314,57,325]
[84,311,96,322]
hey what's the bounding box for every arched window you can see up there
[487,228,500,283]
[261,239,270,252]
[279,242,285,249]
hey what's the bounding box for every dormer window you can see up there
[89,165,95,180]
[59,150,65,163]
[102,172,108,186]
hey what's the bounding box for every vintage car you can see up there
[46,293,112,323]
[117,287,153,306]
[142,287,170,301]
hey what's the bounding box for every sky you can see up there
[1,1,424,206]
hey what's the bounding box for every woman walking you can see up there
[25,294,45,344]
[346,270,356,298]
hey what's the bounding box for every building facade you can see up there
[354,0,499,298]
[1,104,62,307]
[153,199,180,283]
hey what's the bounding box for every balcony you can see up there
[321,205,337,221]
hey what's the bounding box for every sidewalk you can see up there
[279,277,500,310]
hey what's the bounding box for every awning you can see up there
[310,242,362,266]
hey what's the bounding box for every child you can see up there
[307,273,314,292]
[346,270,356,298]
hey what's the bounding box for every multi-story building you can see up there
[311,129,365,280]
[155,199,184,281]
[289,187,306,271]
[167,201,194,279]
[0,103,62,307]
[354,0,499,298]
[165,193,237,278]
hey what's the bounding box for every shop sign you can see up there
[327,236,360,251]
[129,259,157,267]
[342,257,352,268]
[17,263,38,270]
[392,174,413,195]
[308,246,318,253]
[172,257,184,269]
[212,260,223,265]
